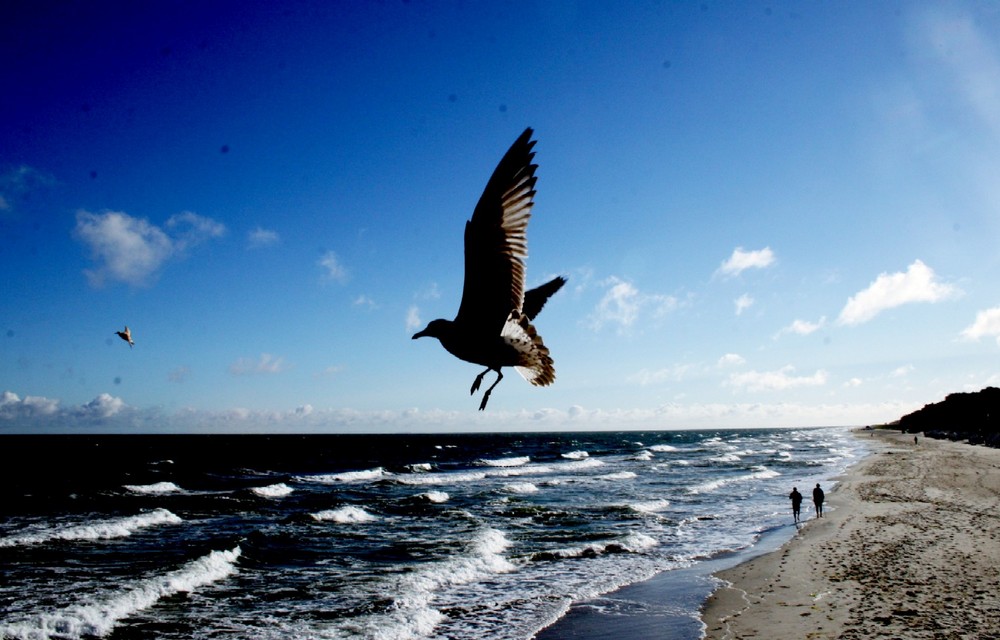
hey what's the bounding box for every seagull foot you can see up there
[479,391,492,411]
[471,371,487,395]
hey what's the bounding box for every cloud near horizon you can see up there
[837,260,960,326]
[716,247,776,278]
[0,388,916,432]
[726,366,829,392]
[74,210,225,287]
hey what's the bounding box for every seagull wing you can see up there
[455,128,537,337]
[522,276,567,321]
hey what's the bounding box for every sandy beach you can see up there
[701,430,1000,639]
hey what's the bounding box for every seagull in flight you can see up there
[115,326,134,348]
[412,128,565,410]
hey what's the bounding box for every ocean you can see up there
[0,428,866,640]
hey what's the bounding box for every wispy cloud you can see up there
[406,305,422,333]
[0,165,56,215]
[716,247,776,278]
[628,364,691,386]
[247,226,280,248]
[726,366,828,392]
[168,366,191,383]
[960,305,1000,345]
[776,317,826,338]
[318,250,349,283]
[353,294,377,309]
[734,293,754,316]
[586,277,677,333]
[718,353,746,367]
[74,210,225,287]
[229,353,289,375]
[837,260,960,326]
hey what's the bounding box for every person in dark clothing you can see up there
[789,486,803,523]
[813,483,825,518]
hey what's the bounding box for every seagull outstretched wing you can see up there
[455,127,537,338]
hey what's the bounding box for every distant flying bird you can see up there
[412,128,566,410]
[115,326,134,348]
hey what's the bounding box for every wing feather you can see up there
[455,128,537,337]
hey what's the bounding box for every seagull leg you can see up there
[479,370,504,411]
[470,367,491,395]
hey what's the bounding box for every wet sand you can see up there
[701,429,1000,639]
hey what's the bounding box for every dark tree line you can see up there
[897,387,1000,448]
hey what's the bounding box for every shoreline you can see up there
[700,429,1000,639]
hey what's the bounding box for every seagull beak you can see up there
[411,330,426,340]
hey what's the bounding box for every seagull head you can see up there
[412,319,450,341]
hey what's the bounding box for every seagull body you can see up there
[412,128,565,410]
[115,326,134,348]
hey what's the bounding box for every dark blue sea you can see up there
[0,428,866,640]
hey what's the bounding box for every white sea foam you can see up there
[629,498,670,513]
[649,444,679,452]
[299,467,387,483]
[502,482,539,494]
[558,458,604,472]
[0,547,240,640]
[338,528,515,639]
[419,491,449,503]
[537,531,659,560]
[477,456,530,467]
[597,471,637,481]
[632,450,654,461]
[250,482,293,498]
[407,462,433,472]
[123,481,182,495]
[311,506,378,523]
[710,453,742,463]
[688,465,781,494]
[561,450,589,460]
[0,509,182,548]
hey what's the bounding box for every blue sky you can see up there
[3,1,1000,432]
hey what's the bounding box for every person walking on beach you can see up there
[789,486,803,523]
[813,483,825,518]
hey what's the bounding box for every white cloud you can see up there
[587,277,677,332]
[961,306,1000,345]
[845,378,863,388]
[726,366,828,392]
[718,353,746,367]
[837,260,960,326]
[318,250,348,283]
[0,388,917,432]
[776,317,826,338]
[716,247,776,278]
[628,365,691,386]
[353,294,377,309]
[406,305,422,333]
[0,390,60,420]
[165,211,226,250]
[890,364,915,378]
[78,393,125,419]
[74,210,225,287]
[315,365,345,378]
[248,226,280,248]
[229,353,289,375]
[734,293,754,316]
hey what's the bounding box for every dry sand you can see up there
[701,430,1000,639]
